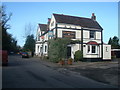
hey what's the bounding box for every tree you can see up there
[108,36,120,49]
[10,37,20,53]
[23,34,35,52]
[24,23,35,39]
[1,5,20,53]
[108,37,112,45]
[1,5,12,51]
[1,5,12,29]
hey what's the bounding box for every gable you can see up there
[39,24,47,31]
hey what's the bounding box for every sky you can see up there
[3,2,118,47]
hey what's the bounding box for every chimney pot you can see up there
[91,13,96,21]
[48,18,51,22]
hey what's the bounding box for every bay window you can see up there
[87,45,97,54]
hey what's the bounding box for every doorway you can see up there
[67,47,71,58]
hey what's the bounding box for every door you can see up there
[67,47,71,58]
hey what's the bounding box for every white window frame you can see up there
[90,31,96,39]
[87,45,98,54]
[45,46,47,53]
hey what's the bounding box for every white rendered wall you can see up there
[103,45,111,60]
[83,30,102,44]
[71,44,81,59]
[35,44,42,56]
[42,42,48,56]
[57,23,81,29]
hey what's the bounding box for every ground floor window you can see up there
[92,46,96,53]
[40,47,42,53]
[45,46,47,52]
[87,45,90,53]
[87,45,98,54]
[37,46,39,53]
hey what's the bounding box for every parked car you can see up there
[0,50,8,66]
[21,52,29,58]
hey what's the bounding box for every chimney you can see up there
[47,18,51,30]
[91,13,96,21]
[47,18,51,25]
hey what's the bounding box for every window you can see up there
[106,47,108,52]
[51,21,54,26]
[45,46,47,52]
[92,46,96,53]
[40,47,42,52]
[87,45,97,54]
[90,31,95,39]
[38,34,40,41]
[88,45,90,53]
[38,46,39,52]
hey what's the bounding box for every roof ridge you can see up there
[53,13,92,20]
[38,23,47,25]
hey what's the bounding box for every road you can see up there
[2,55,117,88]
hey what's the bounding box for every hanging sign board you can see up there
[41,36,44,39]
[48,31,53,37]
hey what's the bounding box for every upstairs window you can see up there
[38,34,40,41]
[51,21,54,27]
[90,31,95,39]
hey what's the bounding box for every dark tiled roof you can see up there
[53,14,103,30]
[38,24,47,31]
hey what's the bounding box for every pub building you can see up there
[35,13,111,61]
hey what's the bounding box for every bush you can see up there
[48,38,71,63]
[74,50,83,62]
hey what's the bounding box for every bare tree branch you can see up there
[24,22,35,39]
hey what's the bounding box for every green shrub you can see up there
[74,50,83,62]
[48,38,71,63]
[48,38,81,63]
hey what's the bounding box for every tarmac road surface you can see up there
[2,55,118,88]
